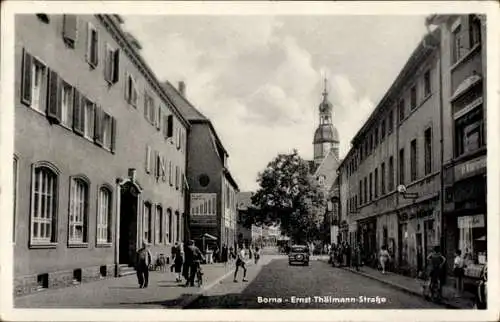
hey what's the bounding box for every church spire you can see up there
[322,77,328,98]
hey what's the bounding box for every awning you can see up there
[201,233,218,240]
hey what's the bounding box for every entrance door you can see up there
[119,182,139,265]
[416,233,423,272]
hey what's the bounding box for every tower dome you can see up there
[313,124,339,144]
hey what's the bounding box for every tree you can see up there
[250,150,325,243]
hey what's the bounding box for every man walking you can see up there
[234,246,248,282]
[136,241,152,288]
[184,240,204,287]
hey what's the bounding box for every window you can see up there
[175,165,179,190]
[104,44,120,84]
[364,177,367,203]
[374,127,379,147]
[374,168,378,198]
[388,110,394,134]
[69,178,88,244]
[167,115,174,138]
[125,74,138,107]
[398,99,405,123]
[21,50,47,113]
[60,81,73,127]
[145,145,151,174]
[175,212,180,243]
[84,99,95,140]
[452,24,464,64]
[167,209,173,243]
[143,202,152,243]
[389,156,394,191]
[455,106,484,157]
[31,165,58,244]
[155,205,163,244]
[144,92,155,124]
[469,15,482,48]
[381,120,386,139]
[424,70,431,97]
[399,148,405,184]
[359,180,362,204]
[62,15,77,48]
[369,173,373,201]
[13,157,18,242]
[410,86,417,110]
[156,106,162,131]
[101,112,114,150]
[424,128,432,175]
[86,22,99,67]
[97,187,112,244]
[410,139,417,181]
[381,162,386,195]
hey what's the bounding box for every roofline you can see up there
[313,149,340,177]
[350,30,440,144]
[97,15,190,129]
[163,80,211,122]
[223,168,240,191]
[190,119,229,156]
[338,145,356,169]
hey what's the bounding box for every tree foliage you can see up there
[250,150,325,243]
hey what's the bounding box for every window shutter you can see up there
[94,105,103,146]
[144,93,149,120]
[113,49,120,83]
[72,89,83,135]
[161,156,167,182]
[110,116,117,153]
[145,145,151,173]
[167,115,173,138]
[104,47,111,83]
[62,15,77,46]
[156,106,162,130]
[21,49,32,105]
[154,151,160,179]
[124,74,130,102]
[47,69,61,123]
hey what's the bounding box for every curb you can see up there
[179,259,253,308]
[340,267,465,309]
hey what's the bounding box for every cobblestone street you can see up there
[186,255,444,309]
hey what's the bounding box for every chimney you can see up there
[178,81,186,97]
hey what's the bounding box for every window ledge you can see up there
[68,242,89,248]
[96,242,113,248]
[450,43,482,72]
[29,242,57,249]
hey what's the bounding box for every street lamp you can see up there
[397,185,418,200]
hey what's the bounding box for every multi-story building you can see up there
[13,14,189,295]
[338,30,443,275]
[427,14,487,280]
[162,81,240,251]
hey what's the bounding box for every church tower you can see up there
[313,78,339,165]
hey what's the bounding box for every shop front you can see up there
[358,218,377,267]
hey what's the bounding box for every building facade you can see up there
[338,30,443,275]
[428,14,487,280]
[162,81,240,251]
[14,14,189,295]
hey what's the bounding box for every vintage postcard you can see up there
[1,1,498,321]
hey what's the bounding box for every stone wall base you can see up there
[14,264,115,297]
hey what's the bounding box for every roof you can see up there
[313,124,339,144]
[223,168,240,191]
[351,28,440,144]
[313,149,341,191]
[161,81,229,157]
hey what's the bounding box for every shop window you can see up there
[458,214,486,266]
[454,105,484,157]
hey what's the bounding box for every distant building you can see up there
[14,14,189,295]
[162,81,240,251]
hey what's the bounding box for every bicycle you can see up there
[423,273,441,303]
[195,262,204,287]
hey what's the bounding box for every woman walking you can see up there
[453,249,465,297]
[173,242,184,283]
[379,245,391,274]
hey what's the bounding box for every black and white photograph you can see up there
[1,1,498,321]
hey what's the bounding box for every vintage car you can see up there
[288,245,310,266]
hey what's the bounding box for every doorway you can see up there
[119,182,139,266]
[416,233,423,272]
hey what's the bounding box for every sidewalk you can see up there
[340,265,475,309]
[15,261,249,309]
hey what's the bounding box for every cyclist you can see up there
[426,246,446,299]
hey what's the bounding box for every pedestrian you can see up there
[183,239,204,287]
[221,244,228,264]
[379,245,391,274]
[346,243,352,267]
[135,241,152,288]
[173,241,184,282]
[453,249,465,297]
[254,246,261,265]
[354,243,361,271]
[427,246,446,298]
[234,246,248,282]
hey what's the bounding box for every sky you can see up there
[123,15,429,192]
